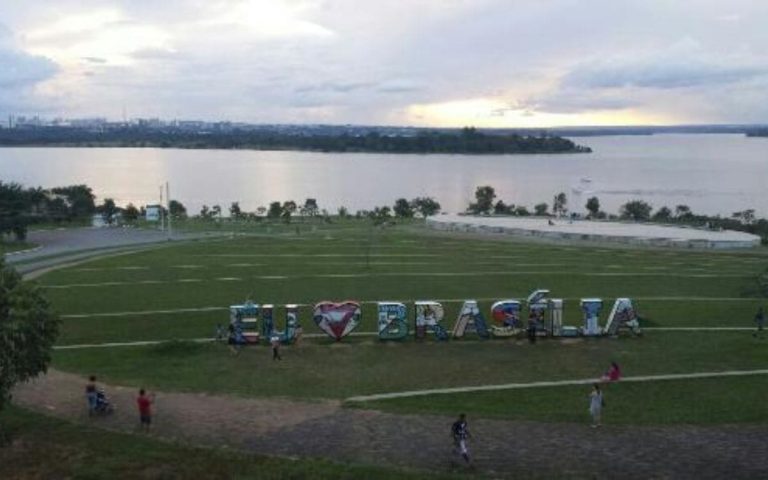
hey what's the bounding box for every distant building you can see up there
[145,204,162,222]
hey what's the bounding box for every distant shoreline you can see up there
[0,129,591,155]
[0,142,591,155]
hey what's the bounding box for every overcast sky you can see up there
[1,0,767,127]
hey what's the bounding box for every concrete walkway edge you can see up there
[345,369,768,402]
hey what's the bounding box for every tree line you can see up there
[0,180,445,242]
[194,196,441,225]
[0,126,591,154]
[0,183,100,240]
[466,185,768,244]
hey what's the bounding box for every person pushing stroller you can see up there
[85,375,113,416]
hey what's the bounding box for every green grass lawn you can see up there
[357,375,768,425]
[0,406,450,480]
[52,332,768,420]
[31,220,768,425]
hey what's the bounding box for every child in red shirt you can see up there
[601,362,622,383]
[137,388,154,432]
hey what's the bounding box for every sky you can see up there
[1,0,767,127]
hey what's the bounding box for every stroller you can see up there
[94,389,114,415]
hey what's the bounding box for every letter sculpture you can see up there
[604,298,641,336]
[230,301,260,344]
[452,300,490,339]
[580,298,603,336]
[526,289,550,335]
[415,301,448,340]
[490,300,522,337]
[378,302,408,340]
[313,301,362,341]
[261,304,275,341]
[262,304,300,344]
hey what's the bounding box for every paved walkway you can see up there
[7,227,225,277]
[13,370,768,479]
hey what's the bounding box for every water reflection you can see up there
[0,134,766,216]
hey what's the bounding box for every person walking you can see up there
[451,413,472,464]
[85,375,98,416]
[271,334,282,361]
[527,319,537,344]
[137,388,155,433]
[589,384,604,428]
[754,307,765,339]
[227,323,241,355]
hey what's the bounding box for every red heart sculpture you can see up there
[313,301,362,340]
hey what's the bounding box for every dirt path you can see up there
[13,369,768,479]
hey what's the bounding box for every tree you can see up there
[211,204,222,219]
[123,203,139,222]
[470,186,496,214]
[0,259,60,433]
[652,206,672,221]
[514,206,530,216]
[411,197,441,217]
[50,185,96,219]
[371,206,392,225]
[534,202,549,216]
[199,205,211,219]
[229,202,242,219]
[169,200,187,219]
[585,197,600,218]
[267,202,282,219]
[337,206,349,218]
[553,192,568,217]
[620,200,652,221]
[98,198,118,225]
[0,182,29,240]
[675,205,692,219]
[393,198,414,218]
[281,200,297,223]
[732,209,756,225]
[302,198,319,217]
[256,206,267,217]
[493,200,509,215]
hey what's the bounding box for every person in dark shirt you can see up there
[451,413,472,464]
[527,318,537,344]
[754,307,765,339]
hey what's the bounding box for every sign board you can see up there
[145,205,161,222]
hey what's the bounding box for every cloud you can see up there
[294,81,376,94]
[0,49,58,88]
[563,57,767,90]
[81,56,107,64]
[3,1,768,125]
[522,38,768,120]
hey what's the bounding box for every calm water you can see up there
[1,134,766,216]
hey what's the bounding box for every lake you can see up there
[1,134,766,217]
